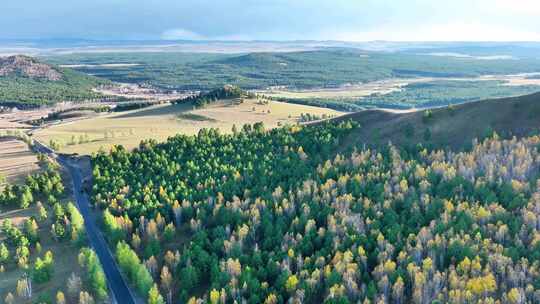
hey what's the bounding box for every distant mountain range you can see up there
[2,39,540,56]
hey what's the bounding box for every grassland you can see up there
[34,98,343,154]
[329,92,540,150]
[0,138,40,185]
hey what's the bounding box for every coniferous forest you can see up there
[92,121,540,304]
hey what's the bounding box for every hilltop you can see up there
[177,85,253,107]
[331,92,540,150]
[0,55,63,80]
[0,55,110,108]
[212,52,292,68]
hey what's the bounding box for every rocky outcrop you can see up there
[0,55,63,81]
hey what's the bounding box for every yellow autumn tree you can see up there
[210,289,220,304]
[285,274,299,292]
[264,293,278,304]
[507,288,522,304]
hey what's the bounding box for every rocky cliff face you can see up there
[0,55,63,81]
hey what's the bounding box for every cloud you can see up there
[161,28,205,40]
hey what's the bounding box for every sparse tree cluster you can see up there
[174,85,254,108]
[0,167,65,208]
[0,162,107,303]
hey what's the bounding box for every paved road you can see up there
[61,158,137,304]
[33,140,137,304]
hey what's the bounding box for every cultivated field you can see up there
[0,120,30,130]
[34,98,344,154]
[0,101,114,131]
[0,138,40,185]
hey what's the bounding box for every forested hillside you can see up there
[91,121,540,303]
[0,55,109,108]
[46,50,540,91]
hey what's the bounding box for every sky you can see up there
[1,0,540,41]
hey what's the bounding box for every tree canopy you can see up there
[91,121,540,303]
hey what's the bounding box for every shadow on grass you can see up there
[112,102,194,119]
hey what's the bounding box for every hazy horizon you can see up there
[3,38,540,43]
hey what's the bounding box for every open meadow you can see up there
[34,98,344,154]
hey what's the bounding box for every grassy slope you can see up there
[331,92,540,150]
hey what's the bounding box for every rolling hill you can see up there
[331,92,540,150]
[47,49,540,90]
[176,85,253,107]
[0,55,110,108]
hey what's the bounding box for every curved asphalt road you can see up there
[33,140,137,304]
[63,159,137,304]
